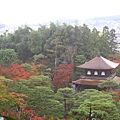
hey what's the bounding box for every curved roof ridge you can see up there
[77,55,119,70]
[101,56,119,69]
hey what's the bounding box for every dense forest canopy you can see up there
[0,23,118,65]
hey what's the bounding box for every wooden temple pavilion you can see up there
[72,55,120,91]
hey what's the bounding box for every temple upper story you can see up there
[77,55,119,79]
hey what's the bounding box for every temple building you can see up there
[72,55,120,91]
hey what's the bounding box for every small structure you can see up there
[72,55,120,91]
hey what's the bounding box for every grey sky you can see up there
[0,0,120,25]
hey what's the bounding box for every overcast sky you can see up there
[0,0,120,26]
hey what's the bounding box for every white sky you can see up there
[0,0,120,26]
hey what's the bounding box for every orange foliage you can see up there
[2,92,27,120]
[0,64,33,81]
[0,63,47,81]
[10,64,30,81]
[52,64,74,88]
[10,92,27,108]
[30,63,40,76]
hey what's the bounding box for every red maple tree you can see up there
[0,66,12,79]
[52,64,74,89]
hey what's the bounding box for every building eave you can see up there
[77,56,119,70]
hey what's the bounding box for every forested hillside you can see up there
[0,23,120,120]
[0,23,119,77]
[0,23,118,64]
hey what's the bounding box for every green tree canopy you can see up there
[0,49,18,66]
[55,87,75,118]
[98,79,120,90]
[26,87,64,119]
[70,89,120,120]
[6,75,64,119]
[29,30,43,54]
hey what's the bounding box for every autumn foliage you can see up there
[3,108,45,120]
[52,64,74,88]
[0,66,12,79]
[10,64,30,81]
[0,64,30,81]
[110,90,120,102]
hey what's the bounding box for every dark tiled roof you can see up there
[77,56,119,70]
